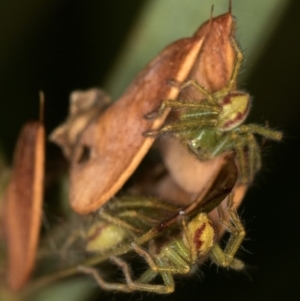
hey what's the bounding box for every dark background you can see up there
[1,0,299,300]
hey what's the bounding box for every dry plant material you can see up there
[66,12,235,214]
[4,120,44,290]
[50,88,111,159]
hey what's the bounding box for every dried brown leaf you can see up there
[52,10,243,215]
[4,121,44,290]
[69,25,208,214]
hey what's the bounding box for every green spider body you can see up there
[162,84,281,183]
[84,196,180,254]
[86,222,130,253]
[79,194,245,294]
[148,38,282,183]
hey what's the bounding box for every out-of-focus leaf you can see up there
[31,279,96,301]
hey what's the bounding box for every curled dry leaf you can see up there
[67,24,211,214]
[50,88,111,160]
[4,121,44,290]
[66,11,238,215]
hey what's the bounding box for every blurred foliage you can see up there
[1,0,300,301]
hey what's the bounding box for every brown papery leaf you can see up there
[50,88,111,160]
[69,24,209,214]
[4,121,44,290]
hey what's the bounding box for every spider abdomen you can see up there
[218,91,251,131]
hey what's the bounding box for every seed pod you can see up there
[4,120,44,290]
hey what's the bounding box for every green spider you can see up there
[31,165,236,293]
[81,162,236,257]
[78,193,245,294]
[146,38,282,183]
[60,161,236,260]
[83,195,180,254]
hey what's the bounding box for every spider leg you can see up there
[118,210,160,225]
[232,133,249,183]
[164,99,219,112]
[233,124,282,182]
[218,194,245,255]
[77,265,132,293]
[226,38,244,92]
[247,133,262,182]
[131,242,190,274]
[136,267,158,284]
[111,256,175,294]
[180,106,221,120]
[207,133,233,157]
[78,257,175,294]
[210,194,245,270]
[99,196,178,234]
[98,211,143,234]
[180,79,216,105]
[144,117,218,137]
[215,38,244,98]
[160,118,218,135]
[145,98,219,122]
[238,124,282,141]
[145,77,222,121]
